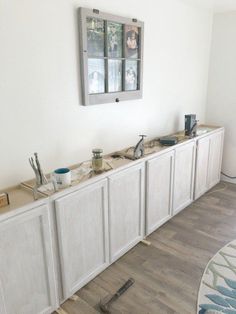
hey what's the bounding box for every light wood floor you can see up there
[55,182,236,314]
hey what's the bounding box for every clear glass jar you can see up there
[92,148,103,173]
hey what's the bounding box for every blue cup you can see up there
[54,168,71,187]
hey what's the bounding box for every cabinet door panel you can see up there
[194,136,210,199]
[108,163,145,262]
[146,151,174,235]
[208,131,224,188]
[0,205,56,314]
[173,142,195,215]
[55,180,109,299]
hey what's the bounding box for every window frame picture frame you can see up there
[79,7,144,106]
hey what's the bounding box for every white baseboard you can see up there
[221,175,236,184]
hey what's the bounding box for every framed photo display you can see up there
[79,7,144,105]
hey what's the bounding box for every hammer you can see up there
[99,278,135,313]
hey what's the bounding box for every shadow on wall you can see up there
[173,113,180,132]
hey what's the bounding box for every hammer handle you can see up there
[115,278,135,297]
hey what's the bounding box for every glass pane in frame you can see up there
[88,59,105,94]
[125,25,139,59]
[108,60,122,92]
[107,22,123,58]
[125,60,138,91]
[87,17,105,57]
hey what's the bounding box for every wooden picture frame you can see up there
[79,7,144,106]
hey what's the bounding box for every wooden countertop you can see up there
[0,185,45,219]
[0,124,223,216]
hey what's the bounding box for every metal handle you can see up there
[115,278,135,297]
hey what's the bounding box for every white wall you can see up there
[0,0,213,189]
[206,11,236,182]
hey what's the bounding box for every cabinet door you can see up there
[194,136,210,199]
[0,205,56,314]
[146,150,174,235]
[208,131,224,189]
[55,180,109,299]
[173,141,195,215]
[108,163,145,262]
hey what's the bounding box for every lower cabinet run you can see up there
[0,127,225,314]
[55,179,109,299]
[108,163,145,262]
[146,150,174,235]
[0,204,56,314]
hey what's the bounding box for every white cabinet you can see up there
[108,163,145,262]
[194,136,211,199]
[0,204,56,314]
[208,130,224,188]
[195,130,224,199]
[146,150,174,235]
[55,179,109,299]
[173,141,196,215]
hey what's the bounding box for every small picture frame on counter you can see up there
[0,192,10,208]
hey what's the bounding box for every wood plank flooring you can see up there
[55,182,236,314]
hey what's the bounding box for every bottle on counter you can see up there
[92,148,103,173]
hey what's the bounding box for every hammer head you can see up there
[99,295,112,313]
[99,303,111,313]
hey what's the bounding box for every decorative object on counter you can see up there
[29,153,48,187]
[159,136,178,146]
[72,164,92,180]
[36,181,58,194]
[185,114,198,137]
[0,192,10,208]
[79,7,144,105]
[29,152,48,199]
[92,148,104,173]
[54,168,71,188]
[134,135,147,159]
[191,119,198,138]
